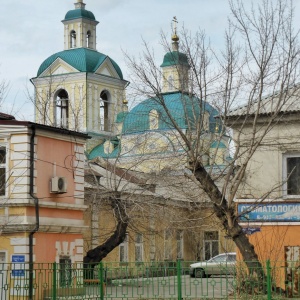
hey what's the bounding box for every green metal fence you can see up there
[0,260,299,299]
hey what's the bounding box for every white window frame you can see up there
[203,231,219,261]
[119,233,128,263]
[168,75,174,91]
[164,229,172,260]
[149,109,159,130]
[282,153,300,198]
[0,145,7,197]
[176,230,184,259]
[135,233,143,263]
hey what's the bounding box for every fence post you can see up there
[99,262,104,300]
[266,259,272,300]
[52,262,57,300]
[177,260,182,300]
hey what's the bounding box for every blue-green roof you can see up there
[37,48,123,79]
[160,51,189,68]
[122,92,220,134]
[88,140,120,160]
[64,9,96,21]
[116,111,129,123]
[211,141,227,149]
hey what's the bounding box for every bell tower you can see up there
[31,0,129,143]
[62,0,98,50]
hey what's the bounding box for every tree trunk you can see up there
[193,161,266,281]
[83,195,129,279]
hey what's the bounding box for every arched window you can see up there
[55,89,69,128]
[99,91,110,131]
[70,30,76,48]
[149,109,159,130]
[168,75,174,91]
[86,30,91,48]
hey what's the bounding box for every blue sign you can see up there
[11,255,25,277]
[12,255,25,263]
[12,270,25,277]
[238,203,300,222]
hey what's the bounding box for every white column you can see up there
[93,85,98,131]
[79,84,85,131]
[93,28,96,50]
[88,84,93,131]
[78,23,82,48]
[70,84,76,130]
[64,25,69,50]
[37,88,43,124]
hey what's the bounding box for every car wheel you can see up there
[195,268,206,278]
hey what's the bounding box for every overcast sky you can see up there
[0,0,299,120]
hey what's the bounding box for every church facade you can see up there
[30,0,234,264]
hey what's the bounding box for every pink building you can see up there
[0,116,89,297]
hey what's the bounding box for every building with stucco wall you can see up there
[0,114,89,297]
[29,0,234,264]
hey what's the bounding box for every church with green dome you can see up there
[31,0,128,145]
[31,0,230,173]
[87,21,230,173]
[29,0,234,264]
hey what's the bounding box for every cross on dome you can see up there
[171,16,179,51]
[75,0,86,9]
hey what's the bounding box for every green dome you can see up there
[88,140,120,160]
[160,51,189,68]
[116,111,129,123]
[64,9,96,21]
[122,92,220,134]
[37,48,123,79]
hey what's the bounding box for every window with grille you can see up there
[119,233,128,263]
[204,231,219,260]
[59,257,72,287]
[135,233,143,263]
[283,154,300,197]
[164,229,172,260]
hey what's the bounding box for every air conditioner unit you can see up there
[50,177,67,193]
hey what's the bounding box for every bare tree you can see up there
[124,0,300,280]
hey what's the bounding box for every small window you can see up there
[70,30,76,48]
[164,229,172,260]
[283,154,300,197]
[55,90,69,128]
[203,112,210,131]
[168,75,174,91]
[59,257,72,287]
[119,233,128,263]
[204,231,219,260]
[0,147,6,196]
[100,91,110,131]
[86,30,91,48]
[135,233,143,263]
[149,110,159,130]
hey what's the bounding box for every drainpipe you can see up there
[29,125,39,300]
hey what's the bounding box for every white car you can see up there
[189,252,236,278]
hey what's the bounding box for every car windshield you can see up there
[208,255,226,262]
[207,254,236,263]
